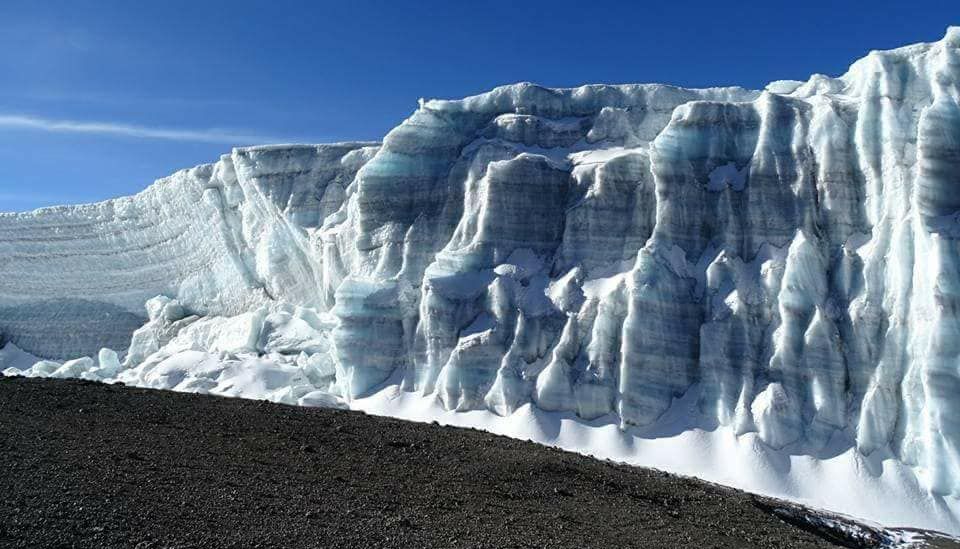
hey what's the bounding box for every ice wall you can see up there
[4,26,960,510]
[0,143,377,358]
[316,27,960,494]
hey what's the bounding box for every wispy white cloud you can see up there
[0,192,66,202]
[0,113,302,145]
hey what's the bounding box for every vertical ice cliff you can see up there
[4,27,960,523]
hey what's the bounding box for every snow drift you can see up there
[4,27,960,534]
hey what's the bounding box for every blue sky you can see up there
[1,0,958,211]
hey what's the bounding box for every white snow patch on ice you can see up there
[766,80,805,95]
[569,146,643,166]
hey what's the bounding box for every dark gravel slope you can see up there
[0,376,943,549]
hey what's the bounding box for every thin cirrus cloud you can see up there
[0,192,83,204]
[0,113,304,145]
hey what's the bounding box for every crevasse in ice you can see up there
[4,27,960,516]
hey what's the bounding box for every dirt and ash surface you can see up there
[0,376,956,549]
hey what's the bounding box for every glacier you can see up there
[3,27,960,533]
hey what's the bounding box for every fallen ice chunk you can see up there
[50,357,95,379]
[299,390,347,409]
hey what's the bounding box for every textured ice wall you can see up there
[0,143,377,358]
[314,27,960,494]
[4,27,960,503]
